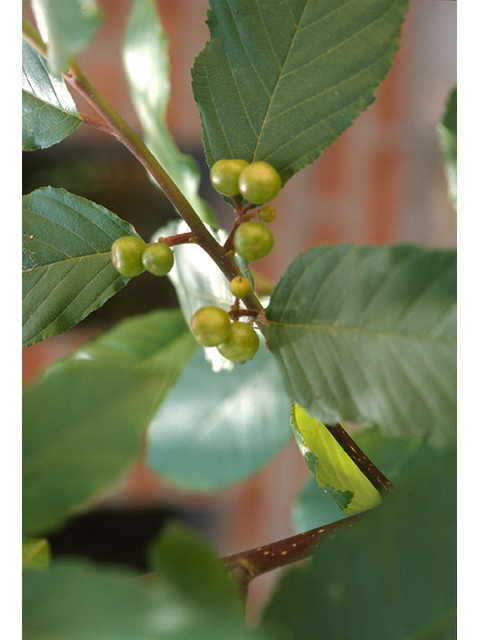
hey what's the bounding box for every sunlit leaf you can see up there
[292,405,381,515]
[31,0,102,75]
[437,86,457,208]
[123,0,216,227]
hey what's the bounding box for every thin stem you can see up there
[222,512,364,604]
[22,19,265,317]
[324,423,394,495]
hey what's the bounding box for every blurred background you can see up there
[22,0,456,620]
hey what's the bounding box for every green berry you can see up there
[142,242,174,276]
[258,205,276,223]
[238,161,281,204]
[111,236,146,277]
[217,322,260,362]
[190,306,232,347]
[234,221,274,261]
[210,159,249,196]
[230,275,252,298]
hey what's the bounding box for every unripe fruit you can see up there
[258,205,276,223]
[238,161,281,204]
[142,242,174,276]
[217,322,259,362]
[111,236,146,277]
[234,221,274,261]
[190,306,232,347]
[210,159,249,196]
[230,275,251,298]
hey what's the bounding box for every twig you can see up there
[222,512,364,604]
[324,423,394,495]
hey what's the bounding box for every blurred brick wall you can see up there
[22,0,456,619]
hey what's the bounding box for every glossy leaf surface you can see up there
[31,0,102,75]
[22,40,82,151]
[147,342,292,491]
[123,0,216,227]
[22,187,136,348]
[265,244,456,444]
[23,310,197,537]
[192,0,408,183]
[263,446,456,640]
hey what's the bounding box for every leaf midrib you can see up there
[268,319,455,346]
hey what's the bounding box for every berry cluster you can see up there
[210,158,280,262]
[110,159,282,364]
[190,305,259,363]
[111,237,174,278]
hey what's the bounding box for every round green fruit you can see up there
[230,275,251,298]
[142,242,174,276]
[210,159,249,197]
[111,236,146,277]
[190,306,232,347]
[234,221,274,261]
[258,205,276,223]
[217,322,259,362]
[238,161,281,204]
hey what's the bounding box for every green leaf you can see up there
[22,538,50,571]
[31,0,102,76]
[437,86,457,208]
[123,0,216,227]
[22,40,82,151]
[147,341,292,491]
[292,405,381,515]
[292,428,422,532]
[192,0,408,182]
[262,445,456,640]
[265,244,456,445]
[22,187,139,348]
[148,522,242,616]
[22,309,197,537]
[23,557,267,639]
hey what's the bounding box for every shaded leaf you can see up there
[192,0,408,183]
[148,522,242,615]
[262,445,456,640]
[23,309,197,537]
[265,244,456,444]
[292,405,381,515]
[23,556,268,639]
[123,0,216,227]
[22,39,82,151]
[147,341,292,491]
[22,187,137,348]
[437,86,457,208]
[22,539,50,571]
[31,0,102,76]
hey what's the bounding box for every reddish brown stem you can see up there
[222,512,364,603]
[229,308,259,320]
[324,423,394,495]
[154,232,195,247]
